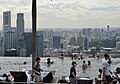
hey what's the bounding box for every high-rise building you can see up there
[9,27,17,49]
[53,36,61,49]
[4,27,17,56]
[17,13,24,56]
[116,42,120,50]
[93,29,102,39]
[116,37,120,42]
[3,11,11,31]
[0,34,4,56]
[63,40,68,53]
[76,36,83,46]
[69,37,76,45]
[107,25,110,39]
[83,36,89,50]
[43,29,53,46]
[23,32,32,57]
[101,29,104,38]
[17,13,24,38]
[3,11,17,55]
[82,28,92,37]
[3,11,11,53]
[36,31,43,57]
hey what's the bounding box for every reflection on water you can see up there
[0,57,120,79]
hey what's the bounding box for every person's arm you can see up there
[102,60,106,80]
[72,72,77,79]
[103,67,105,76]
[109,70,113,75]
[102,67,106,80]
[33,69,40,75]
[40,69,43,71]
[33,64,41,75]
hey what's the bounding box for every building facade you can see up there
[17,13,24,56]
[36,31,43,57]
[53,36,61,49]
[3,11,17,56]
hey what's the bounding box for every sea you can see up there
[0,56,120,80]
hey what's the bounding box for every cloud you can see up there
[89,7,120,12]
[0,0,120,29]
[0,0,31,14]
[37,0,120,20]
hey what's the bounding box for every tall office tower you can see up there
[0,33,4,56]
[83,36,89,50]
[82,28,92,37]
[82,28,87,36]
[87,28,92,38]
[63,40,68,54]
[107,25,110,39]
[77,36,83,46]
[17,13,24,56]
[94,29,101,39]
[9,27,17,49]
[101,29,104,38]
[116,42,120,50]
[43,29,53,42]
[3,11,11,55]
[3,27,17,56]
[17,13,24,38]
[23,32,32,57]
[3,11,11,30]
[36,31,43,57]
[53,36,61,49]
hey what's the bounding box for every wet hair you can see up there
[104,53,109,58]
[72,61,77,65]
[35,57,41,61]
[83,60,86,63]
[2,73,7,77]
[99,69,102,73]
[23,61,27,65]
[116,67,120,74]
[88,60,91,66]
[61,54,64,56]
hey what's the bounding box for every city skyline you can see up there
[1,10,120,57]
[0,0,120,29]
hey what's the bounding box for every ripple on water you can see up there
[0,57,120,79]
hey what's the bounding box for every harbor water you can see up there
[0,56,120,80]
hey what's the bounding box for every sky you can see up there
[0,0,120,29]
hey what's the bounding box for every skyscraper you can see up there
[3,11,11,55]
[17,13,24,56]
[3,11,11,50]
[0,33,4,56]
[83,36,89,50]
[116,42,120,50]
[3,11,11,30]
[53,36,61,49]
[17,13,24,38]
[23,32,32,56]
[36,31,43,57]
[107,25,110,39]
[3,11,17,56]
